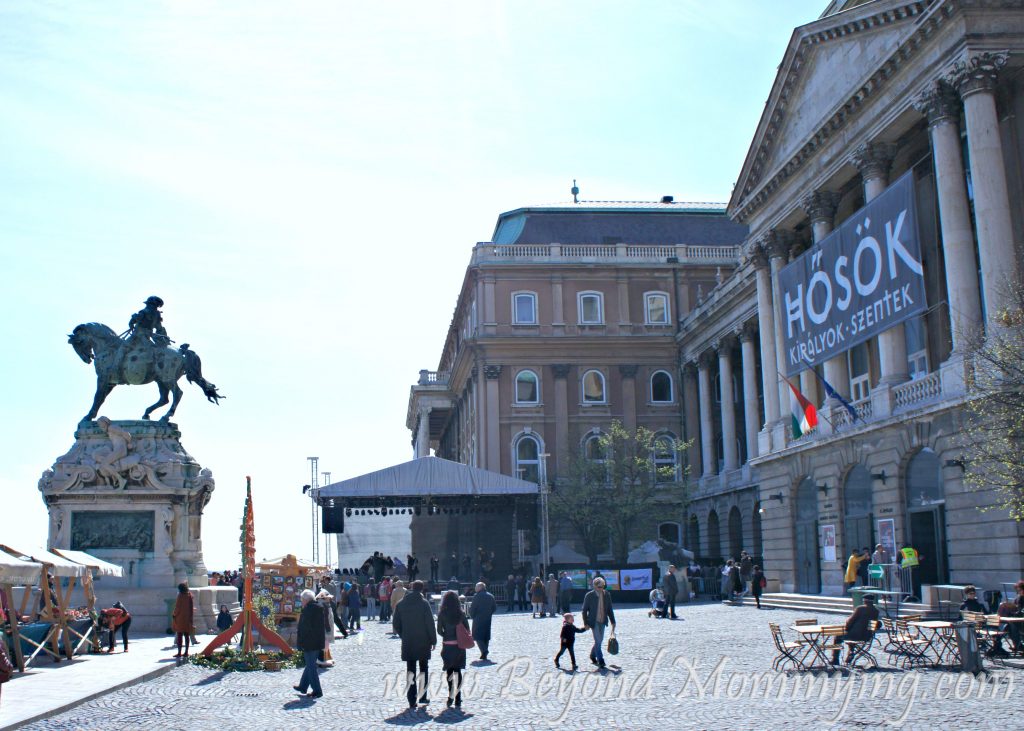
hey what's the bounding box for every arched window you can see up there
[581,370,606,403]
[844,465,874,557]
[515,370,539,404]
[514,434,542,484]
[644,292,670,324]
[653,435,678,483]
[728,506,743,560]
[651,370,674,403]
[659,522,682,545]
[512,291,537,325]
[578,291,604,324]
[707,511,721,561]
[906,449,943,508]
[583,433,606,464]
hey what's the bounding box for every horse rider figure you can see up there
[126,296,171,348]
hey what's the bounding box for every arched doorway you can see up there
[794,478,821,594]
[687,514,701,559]
[707,511,721,563]
[906,449,948,592]
[728,506,743,560]
[843,465,873,557]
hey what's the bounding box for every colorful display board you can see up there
[256,573,316,617]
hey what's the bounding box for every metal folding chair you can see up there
[769,623,807,671]
[843,620,879,669]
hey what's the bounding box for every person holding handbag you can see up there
[436,590,471,708]
[581,576,616,669]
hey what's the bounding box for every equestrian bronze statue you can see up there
[69,296,225,423]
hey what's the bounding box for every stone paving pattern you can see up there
[21,602,1024,731]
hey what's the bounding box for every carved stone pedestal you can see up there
[39,420,231,632]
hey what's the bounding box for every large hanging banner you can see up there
[778,171,926,376]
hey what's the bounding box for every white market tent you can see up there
[51,548,124,578]
[0,545,88,578]
[0,550,43,586]
[317,456,539,503]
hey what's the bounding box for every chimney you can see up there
[661,195,674,204]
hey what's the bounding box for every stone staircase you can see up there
[757,592,942,618]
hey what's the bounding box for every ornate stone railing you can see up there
[417,369,450,386]
[831,399,873,432]
[893,371,942,411]
[476,242,740,264]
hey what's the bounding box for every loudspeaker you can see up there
[322,502,345,533]
[515,501,538,525]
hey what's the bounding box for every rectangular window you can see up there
[848,343,871,402]
[579,293,603,324]
[645,293,669,324]
[904,316,929,379]
[513,293,537,324]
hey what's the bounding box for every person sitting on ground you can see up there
[959,585,988,614]
[831,593,879,664]
[648,588,666,618]
[554,612,586,671]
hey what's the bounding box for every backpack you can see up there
[455,622,475,650]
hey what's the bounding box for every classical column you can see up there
[682,363,702,476]
[619,364,638,432]
[697,352,716,477]
[717,339,739,472]
[552,364,570,474]
[483,365,501,471]
[766,230,794,417]
[801,190,849,405]
[739,323,761,462]
[852,141,908,385]
[915,81,983,351]
[415,407,432,457]
[747,241,780,427]
[948,52,1020,320]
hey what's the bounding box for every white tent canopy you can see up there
[52,549,125,578]
[0,549,43,586]
[0,544,88,578]
[317,456,539,500]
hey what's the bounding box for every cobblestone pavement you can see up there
[22,602,1024,731]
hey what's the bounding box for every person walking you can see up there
[390,580,407,635]
[172,583,194,658]
[378,577,392,623]
[393,580,437,709]
[100,601,132,653]
[530,577,546,617]
[751,565,766,609]
[662,566,679,619]
[559,571,573,613]
[554,612,586,671]
[346,582,362,631]
[436,590,470,708]
[581,577,616,669]
[293,589,324,698]
[739,552,753,595]
[545,574,559,618]
[468,581,496,661]
[321,574,348,638]
[316,590,335,667]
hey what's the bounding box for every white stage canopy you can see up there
[317,456,539,502]
[0,549,43,586]
[0,544,89,578]
[52,549,125,578]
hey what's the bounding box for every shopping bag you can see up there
[607,629,619,656]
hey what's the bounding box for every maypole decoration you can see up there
[203,476,292,657]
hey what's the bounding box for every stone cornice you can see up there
[729,0,945,224]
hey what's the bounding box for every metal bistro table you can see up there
[860,588,908,618]
[790,624,844,670]
[907,620,960,667]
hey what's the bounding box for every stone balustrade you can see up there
[893,371,943,412]
[474,242,740,264]
[417,369,450,386]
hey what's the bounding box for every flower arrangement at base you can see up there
[189,647,300,672]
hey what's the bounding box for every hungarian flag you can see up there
[784,376,818,438]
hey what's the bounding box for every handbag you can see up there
[607,629,619,656]
[455,622,475,650]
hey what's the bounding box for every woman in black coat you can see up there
[436,590,470,708]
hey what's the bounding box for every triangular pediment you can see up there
[729,0,932,217]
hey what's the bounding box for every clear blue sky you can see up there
[0,1,819,569]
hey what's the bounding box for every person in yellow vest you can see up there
[899,544,920,568]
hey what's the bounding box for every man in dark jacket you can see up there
[581,577,616,669]
[393,580,437,708]
[662,567,679,620]
[469,581,497,660]
[831,594,879,664]
[293,589,325,698]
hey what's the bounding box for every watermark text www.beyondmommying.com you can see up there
[380,651,1016,726]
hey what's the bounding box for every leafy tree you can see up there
[961,283,1024,520]
[549,421,689,563]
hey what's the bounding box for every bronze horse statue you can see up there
[69,322,224,423]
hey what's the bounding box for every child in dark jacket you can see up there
[554,613,587,671]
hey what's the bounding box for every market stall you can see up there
[52,548,124,654]
[0,550,43,672]
[255,555,327,621]
[0,544,88,665]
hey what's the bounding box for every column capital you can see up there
[759,229,794,261]
[947,51,1008,99]
[741,238,770,269]
[681,361,698,377]
[738,321,758,343]
[713,334,737,354]
[913,80,961,127]
[799,190,841,226]
[697,350,717,369]
[618,364,638,378]
[483,364,502,380]
[551,364,571,379]
[851,141,897,182]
